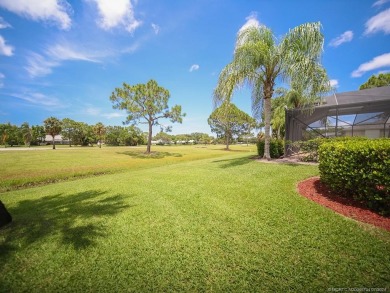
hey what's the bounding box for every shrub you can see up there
[318,138,390,215]
[297,136,368,162]
[257,139,284,158]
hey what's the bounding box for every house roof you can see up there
[45,134,63,141]
[324,86,390,106]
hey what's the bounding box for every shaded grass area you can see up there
[1,152,389,292]
[0,145,255,192]
[1,190,129,254]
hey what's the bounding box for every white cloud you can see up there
[364,8,390,35]
[373,0,390,7]
[0,35,14,56]
[0,0,72,30]
[91,0,141,33]
[46,43,100,62]
[329,31,353,47]
[189,64,200,72]
[121,42,140,54]
[11,91,62,107]
[0,73,4,88]
[25,42,103,78]
[351,53,390,77]
[0,17,11,29]
[236,12,261,48]
[86,108,127,119]
[239,12,260,34]
[329,79,339,88]
[151,23,160,35]
[25,52,59,78]
[102,112,126,119]
[85,107,101,116]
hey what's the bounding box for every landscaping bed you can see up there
[298,177,390,231]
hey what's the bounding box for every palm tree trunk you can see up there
[263,96,272,160]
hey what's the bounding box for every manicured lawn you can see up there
[0,146,389,292]
[0,144,254,192]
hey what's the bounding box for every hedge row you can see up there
[318,138,390,215]
[295,137,369,162]
[257,139,284,158]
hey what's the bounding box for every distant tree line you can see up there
[0,122,45,147]
[0,119,146,148]
[1,119,253,148]
[1,118,259,148]
[151,131,258,145]
[152,132,214,145]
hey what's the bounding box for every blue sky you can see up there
[0,0,389,135]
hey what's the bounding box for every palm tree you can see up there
[20,122,32,147]
[44,117,62,150]
[271,76,331,139]
[93,122,106,148]
[214,18,329,159]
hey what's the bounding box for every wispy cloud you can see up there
[0,17,11,29]
[85,106,101,116]
[102,112,126,119]
[10,91,62,107]
[0,73,5,88]
[373,0,390,7]
[364,8,390,35]
[0,0,72,30]
[121,42,140,54]
[46,43,101,62]
[151,23,160,35]
[25,42,102,78]
[0,35,14,56]
[90,0,141,33]
[25,52,59,78]
[329,79,339,88]
[189,64,199,72]
[351,52,390,77]
[329,31,353,47]
[85,107,125,119]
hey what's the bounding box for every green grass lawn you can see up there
[0,146,389,292]
[0,144,255,192]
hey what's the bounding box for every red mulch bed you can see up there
[297,177,390,231]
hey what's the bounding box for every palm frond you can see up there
[251,78,264,120]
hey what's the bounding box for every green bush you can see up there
[297,137,368,162]
[318,138,390,215]
[257,139,284,158]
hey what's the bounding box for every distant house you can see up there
[45,134,70,145]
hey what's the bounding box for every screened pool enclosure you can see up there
[284,86,390,155]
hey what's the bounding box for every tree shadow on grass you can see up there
[212,156,253,168]
[117,151,183,159]
[0,190,131,265]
